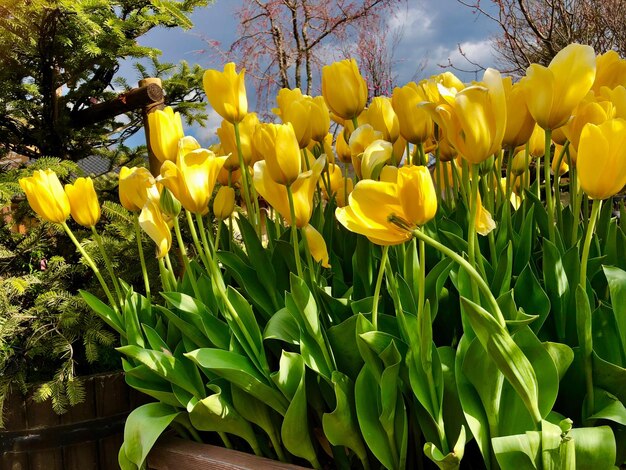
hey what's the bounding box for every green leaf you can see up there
[123,362,180,408]
[121,403,181,469]
[263,307,300,344]
[185,348,288,416]
[155,305,217,350]
[542,238,570,340]
[272,352,320,469]
[491,242,513,298]
[189,385,260,454]
[424,425,466,470]
[513,205,535,275]
[588,388,626,425]
[492,432,540,469]
[322,371,368,464]
[570,426,616,468]
[514,265,551,334]
[460,297,541,424]
[543,342,574,381]
[142,324,169,352]
[118,345,204,397]
[79,289,125,337]
[593,351,626,403]
[327,315,364,381]
[123,290,146,348]
[603,266,626,363]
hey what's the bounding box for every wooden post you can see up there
[139,78,165,177]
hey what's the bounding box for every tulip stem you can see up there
[158,257,172,292]
[286,185,304,278]
[417,239,426,323]
[467,164,481,303]
[544,128,556,243]
[410,227,506,327]
[233,122,258,235]
[554,141,569,232]
[214,222,222,252]
[172,216,201,299]
[61,222,120,314]
[580,199,601,287]
[571,168,581,246]
[185,211,211,272]
[133,215,151,303]
[90,226,124,306]
[372,245,390,331]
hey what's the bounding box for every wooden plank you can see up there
[61,377,97,470]
[1,387,28,470]
[70,83,164,127]
[147,437,312,470]
[25,395,63,470]
[96,373,129,470]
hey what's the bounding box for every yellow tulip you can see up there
[521,43,596,130]
[510,149,529,176]
[218,166,241,188]
[361,140,393,180]
[336,165,437,245]
[310,96,331,143]
[139,199,172,258]
[217,112,260,170]
[551,126,568,145]
[203,62,247,123]
[336,129,352,164]
[177,136,201,161]
[253,122,301,185]
[118,167,155,212]
[321,163,344,201]
[475,193,496,236]
[160,149,227,214]
[528,124,546,158]
[214,186,236,220]
[502,77,535,149]
[321,59,368,120]
[427,68,506,164]
[577,118,626,199]
[419,72,465,104]
[147,107,184,163]
[563,97,612,151]
[302,224,330,268]
[279,91,313,148]
[253,155,326,228]
[379,165,398,183]
[349,124,383,157]
[64,177,101,227]
[274,88,304,118]
[366,97,400,143]
[315,132,335,165]
[335,177,354,208]
[392,135,408,165]
[600,85,626,119]
[392,83,434,144]
[19,169,70,224]
[592,50,626,93]
[552,144,569,176]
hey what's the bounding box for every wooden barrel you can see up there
[1,372,144,470]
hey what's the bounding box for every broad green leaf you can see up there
[185,348,289,415]
[79,289,125,337]
[514,265,551,334]
[121,403,181,469]
[491,242,513,298]
[189,385,260,454]
[543,342,574,381]
[142,324,169,352]
[424,425,466,470]
[155,305,217,350]
[118,443,137,470]
[603,266,626,363]
[327,315,363,381]
[123,362,180,408]
[592,303,624,366]
[513,205,535,275]
[588,388,626,425]
[273,352,320,469]
[322,371,368,464]
[263,307,300,344]
[542,238,570,339]
[118,345,204,397]
[123,290,146,348]
[439,346,467,445]
[575,285,593,360]
[570,426,616,468]
[460,297,541,424]
[492,432,540,469]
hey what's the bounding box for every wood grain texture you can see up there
[147,438,312,470]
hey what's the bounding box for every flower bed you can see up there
[18,43,626,469]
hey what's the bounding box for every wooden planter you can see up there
[1,371,144,470]
[147,437,312,470]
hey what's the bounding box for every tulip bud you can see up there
[336,130,352,164]
[19,169,70,224]
[321,59,368,120]
[214,186,236,220]
[139,199,172,258]
[203,62,247,123]
[253,122,301,185]
[361,140,393,180]
[302,224,330,268]
[147,107,184,163]
[119,167,155,212]
[366,97,400,143]
[552,144,570,176]
[349,124,383,157]
[160,187,181,217]
[392,83,434,144]
[65,177,101,228]
[510,150,528,176]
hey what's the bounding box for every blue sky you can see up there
[121,0,502,145]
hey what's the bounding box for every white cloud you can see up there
[388,5,434,41]
[190,108,221,145]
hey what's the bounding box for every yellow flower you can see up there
[475,193,496,236]
[217,112,260,170]
[392,134,408,165]
[552,144,569,176]
[392,83,433,144]
[336,165,436,245]
[119,167,156,212]
[177,136,201,162]
[253,155,326,228]
[302,224,330,268]
[349,124,383,157]
[321,59,368,120]
[64,177,101,227]
[563,97,612,151]
[310,96,331,143]
[335,177,354,208]
[19,169,70,224]
[510,149,528,176]
[592,50,626,93]
[366,97,400,143]
[139,199,172,258]
[321,163,344,201]
[203,62,248,123]
[577,118,626,199]
[147,107,184,163]
[213,186,236,220]
[160,149,227,214]
[502,77,535,149]
[361,140,393,180]
[521,43,596,130]
[277,90,313,148]
[253,122,302,185]
[426,68,506,164]
[336,129,352,164]
[528,124,546,158]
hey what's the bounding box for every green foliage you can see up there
[0,0,210,161]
